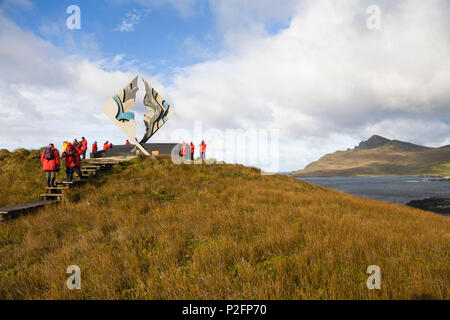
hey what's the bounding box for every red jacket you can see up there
[81,139,88,151]
[125,140,131,145]
[103,143,110,150]
[41,147,60,171]
[76,145,82,166]
[63,144,80,168]
[190,143,195,153]
[92,143,98,153]
[180,142,187,155]
[200,142,206,153]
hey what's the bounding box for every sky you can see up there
[0,0,449,172]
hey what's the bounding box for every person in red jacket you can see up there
[62,143,83,181]
[72,139,80,155]
[190,142,195,161]
[180,141,187,159]
[199,140,207,160]
[80,137,88,159]
[74,142,82,170]
[92,141,98,153]
[41,143,60,187]
[103,141,110,150]
[125,140,131,145]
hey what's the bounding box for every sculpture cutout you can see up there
[141,78,174,144]
[101,75,174,156]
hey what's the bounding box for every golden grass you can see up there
[0,153,449,299]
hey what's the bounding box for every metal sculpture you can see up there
[101,75,174,156]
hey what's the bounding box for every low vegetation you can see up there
[0,150,449,299]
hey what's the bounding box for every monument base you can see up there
[91,143,178,158]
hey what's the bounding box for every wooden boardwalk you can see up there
[0,201,48,221]
[0,159,123,221]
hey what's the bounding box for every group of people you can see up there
[102,141,113,150]
[41,138,208,186]
[93,140,129,152]
[179,140,207,160]
[71,137,88,159]
[41,137,122,186]
[40,137,88,186]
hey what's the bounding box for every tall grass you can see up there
[0,153,448,299]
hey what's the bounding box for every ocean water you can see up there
[296,176,450,204]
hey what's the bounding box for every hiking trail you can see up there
[0,158,128,221]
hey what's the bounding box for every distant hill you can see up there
[292,135,450,177]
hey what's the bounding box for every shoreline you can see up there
[406,196,450,216]
[291,173,450,179]
[294,176,449,216]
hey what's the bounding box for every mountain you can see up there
[355,134,391,149]
[354,134,430,152]
[292,135,450,177]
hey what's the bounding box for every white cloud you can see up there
[0,0,449,172]
[166,0,450,169]
[208,0,301,34]
[110,0,200,18]
[114,9,150,32]
[183,37,214,59]
[0,0,32,10]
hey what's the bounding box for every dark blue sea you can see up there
[296,176,450,204]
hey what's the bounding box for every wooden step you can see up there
[0,201,48,221]
[55,180,76,185]
[81,170,97,174]
[46,187,69,194]
[56,179,86,185]
[56,181,74,185]
[86,159,120,163]
[81,173,96,178]
[40,195,63,202]
[82,165,101,169]
[86,162,119,166]
[40,193,63,198]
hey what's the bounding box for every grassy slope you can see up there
[292,144,450,177]
[0,153,449,299]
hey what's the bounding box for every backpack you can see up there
[65,148,74,158]
[44,147,54,160]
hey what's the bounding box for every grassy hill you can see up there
[292,136,450,177]
[0,150,449,299]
